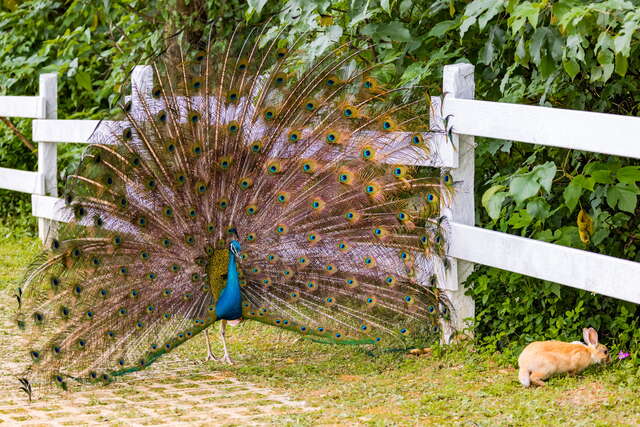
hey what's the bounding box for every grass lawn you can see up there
[2,236,639,426]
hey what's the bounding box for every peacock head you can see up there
[230,240,241,258]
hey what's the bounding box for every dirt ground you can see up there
[0,299,312,426]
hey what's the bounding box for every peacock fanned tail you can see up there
[15,24,453,391]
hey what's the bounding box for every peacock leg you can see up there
[204,328,219,361]
[220,319,234,365]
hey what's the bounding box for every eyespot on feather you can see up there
[300,159,317,174]
[274,72,287,86]
[337,168,355,185]
[360,145,376,161]
[276,191,290,204]
[379,117,397,131]
[227,90,240,103]
[344,210,361,223]
[287,129,301,143]
[302,98,317,112]
[392,165,408,178]
[266,160,283,174]
[310,197,326,212]
[262,107,277,121]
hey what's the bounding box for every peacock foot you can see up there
[204,351,219,362]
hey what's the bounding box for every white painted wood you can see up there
[0,95,45,118]
[30,118,453,167]
[132,65,153,111]
[428,96,456,168]
[449,222,640,304]
[0,167,40,193]
[37,73,58,243]
[440,63,476,340]
[31,195,69,222]
[33,119,103,143]
[444,98,640,159]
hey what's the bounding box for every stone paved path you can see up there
[0,292,312,426]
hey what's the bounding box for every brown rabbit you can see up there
[518,328,610,387]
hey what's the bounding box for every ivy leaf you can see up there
[591,169,615,184]
[350,0,375,26]
[573,174,595,191]
[509,162,556,205]
[381,0,391,14]
[508,209,532,229]
[539,54,556,77]
[616,166,640,184]
[554,226,582,248]
[563,59,580,79]
[75,71,92,91]
[533,161,557,192]
[428,20,458,38]
[247,0,268,15]
[530,27,550,65]
[362,21,411,42]
[607,184,638,213]
[379,22,411,42]
[509,1,540,33]
[613,18,638,56]
[399,0,412,16]
[515,36,527,64]
[526,197,550,219]
[482,185,507,219]
[399,62,427,85]
[510,174,540,205]
[615,53,628,76]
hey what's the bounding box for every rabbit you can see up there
[518,327,610,387]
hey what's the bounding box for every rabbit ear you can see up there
[588,328,599,346]
[582,328,592,345]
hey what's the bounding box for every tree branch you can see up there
[0,117,36,152]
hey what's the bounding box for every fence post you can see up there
[131,65,153,109]
[37,73,58,244]
[442,63,476,341]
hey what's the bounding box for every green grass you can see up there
[0,234,39,291]
[3,236,640,426]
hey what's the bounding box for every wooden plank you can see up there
[439,64,476,341]
[30,118,454,167]
[444,98,640,159]
[31,195,69,222]
[0,167,40,193]
[32,119,103,143]
[449,222,640,304]
[37,73,59,243]
[0,96,45,118]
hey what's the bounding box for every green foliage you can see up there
[1,0,638,355]
[466,266,640,363]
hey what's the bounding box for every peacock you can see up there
[14,23,453,395]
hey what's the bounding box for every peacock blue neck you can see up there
[214,240,243,320]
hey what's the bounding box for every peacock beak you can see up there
[230,243,240,258]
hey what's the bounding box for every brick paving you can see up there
[0,292,312,426]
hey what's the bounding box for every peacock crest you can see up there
[15,24,453,393]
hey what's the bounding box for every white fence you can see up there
[1,64,640,332]
[0,74,57,242]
